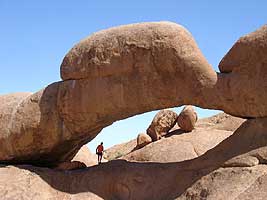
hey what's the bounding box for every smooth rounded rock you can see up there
[177,106,198,132]
[147,109,178,141]
[136,133,152,149]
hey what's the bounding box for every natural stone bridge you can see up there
[0,22,266,166]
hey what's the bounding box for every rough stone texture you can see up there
[55,161,86,170]
[72,145,98,167]
[177,165,267,200]
[0,22,266,165]
[217,25,267,117]
[177,105,198,132]
[123,128,232,163]
[1,117,267,199]
[0,85,74,166]
[146,109,178,141]
[0,165,104,200]
[136,133,152,149]
[104,140,137,161]
[196,112,245,131]
[55,145,99,170]
[122,113,239,163]
[104,113,245,161]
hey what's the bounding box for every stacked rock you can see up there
[136,133,152,149]
[177,105,198,132]
[146,109,178,141]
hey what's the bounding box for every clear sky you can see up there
[0,1,266,151]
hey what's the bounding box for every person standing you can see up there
[96,142,104,164]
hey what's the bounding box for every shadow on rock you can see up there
[8,118,267,200]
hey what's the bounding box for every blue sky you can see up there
[0,1,266,151]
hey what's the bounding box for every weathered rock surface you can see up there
[104,140,137,161]
[177,106,197,132]
[0,22,267,166]
[122,113,235,162]
[136,133,152,149]
[177,165,267,200]
[105,113,244,161]
[147,109,178,141]
[1,117,267,199]
[218,24,267,117]
[55,161,86,170]
[72,145,98,167]
[196,112,245,131]
[55,145,99,170]
[123,128,233,163]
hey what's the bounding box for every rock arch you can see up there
[0,22,266,165]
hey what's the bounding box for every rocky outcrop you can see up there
[122,113,235,162]
[0,22,267,166]
[146,109,178,141]
[104,139,137,161]
[177,106,197,132]
[55,145,98,170]
[196,112,245,131]
[136,133,152,149]
[104,113,244,161]
[72,145,98,167]
[1,117,267,200]
[123,128,233,163]
[55,161,86,170]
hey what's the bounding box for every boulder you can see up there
[1,117,267,199]
[146,109,178,141]
[55,145,98,170]
[177,105,197,132]
[72,145,98,167]
[123,113,235,163]
[136,133,152,149]
[217,24,267,117]
[196,112,245,131]
[1,22,267,165]
[104,113,245,161]
[104,140,137,160]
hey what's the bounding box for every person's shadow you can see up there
[4,117,267,200]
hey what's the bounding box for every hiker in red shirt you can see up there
[96,142,104,164]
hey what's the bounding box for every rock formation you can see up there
[1,116,267,200]
[71,145,99,167]
[177,105,198,132]
[0,22,267,169]
[55,160,86,170]
[136,133,152,149]
[105,113,243,162]
[146,109,178,141]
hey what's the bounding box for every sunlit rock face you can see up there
[146,109,178,141]
[177,106,198,132]
[0,22,267,165]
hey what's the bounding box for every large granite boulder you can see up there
[72,145,98,167]
[177,105,198,132]
[136,133,152,149]
[146,109,178,141]
[1,117,267,200]
[0,22,267,166]
[104,113,245,161]
[217,24,267,117]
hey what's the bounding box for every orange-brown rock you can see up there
[122,113,235,162]
[146,109,178,141]
[217,25,267,117]
[72,145,98,167]
[55,161,86,170]
[1,117,267,200]
[1,22,267,166]
[136,133,152,149]
[177,106,198,132]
